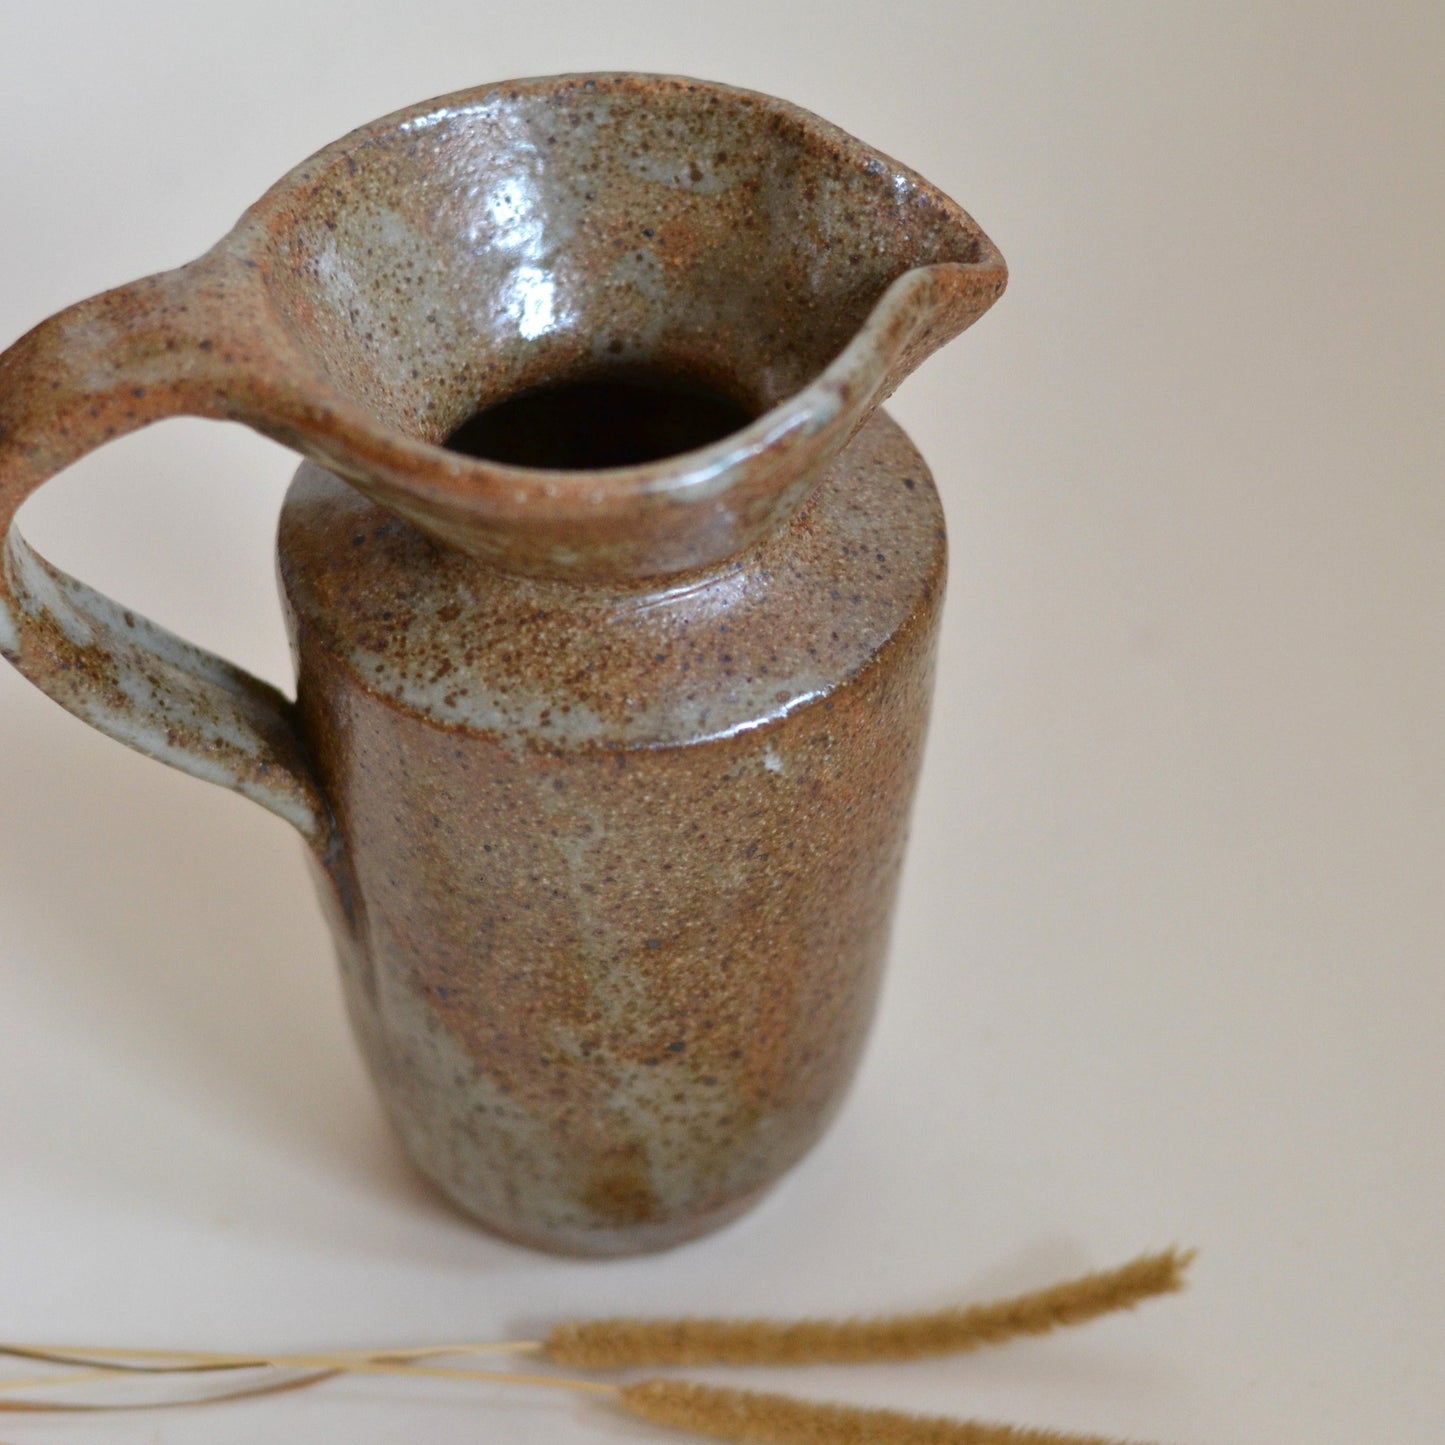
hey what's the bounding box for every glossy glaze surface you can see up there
[282,411,945,1252]
[0,75,1004,1253]
[246,75,1004,578]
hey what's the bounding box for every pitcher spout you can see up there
[224,74,1005,579]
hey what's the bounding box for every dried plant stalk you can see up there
[0,1368,334,1412]
[618,1379,1148,1445]
[0,1354,613,1407]
[0,1369,120,1395]
[0,1246,1193,1444]
[1,1347,251,1376]
[550,1249,1193,1369]
[1,1339,540,1373]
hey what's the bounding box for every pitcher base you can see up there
[427,1175,774,1258]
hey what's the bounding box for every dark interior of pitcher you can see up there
[445,370,758,469]
[256,77,985,461]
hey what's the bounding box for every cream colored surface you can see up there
[0,4,1439,1442]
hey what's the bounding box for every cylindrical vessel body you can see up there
[279,410,944,1255]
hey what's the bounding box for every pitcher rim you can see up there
[226,73,1007,525]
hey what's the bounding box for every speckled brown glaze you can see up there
[279,411,944,1252]
[0,75,1004,1253]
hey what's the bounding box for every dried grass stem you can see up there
[619,1379,1150,1445]
[550,1248,1194,1368]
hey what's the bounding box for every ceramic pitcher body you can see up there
[279,411,944,1253]
[0,76,1004,1254]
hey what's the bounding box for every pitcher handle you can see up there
[0,257,333,852]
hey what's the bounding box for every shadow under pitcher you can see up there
[0,75,1005,1255]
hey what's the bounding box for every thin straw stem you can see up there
[0,1369,335,1413]
[2,1347,249,1376]
[4,1338,542,1372]
[368,1341,546,1360]
[0,1370,118,1394]
[263,1358,617,1395]
[0,1353,615,1407]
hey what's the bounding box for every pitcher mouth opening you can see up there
[231,73,1005,579]
[444,367,762,472]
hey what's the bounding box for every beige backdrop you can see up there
[0,4,1440,1442]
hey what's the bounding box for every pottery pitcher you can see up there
[0,75,1005,1254]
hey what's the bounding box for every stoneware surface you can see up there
[0,76,1003,1253]
[0,6,1440,1443]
